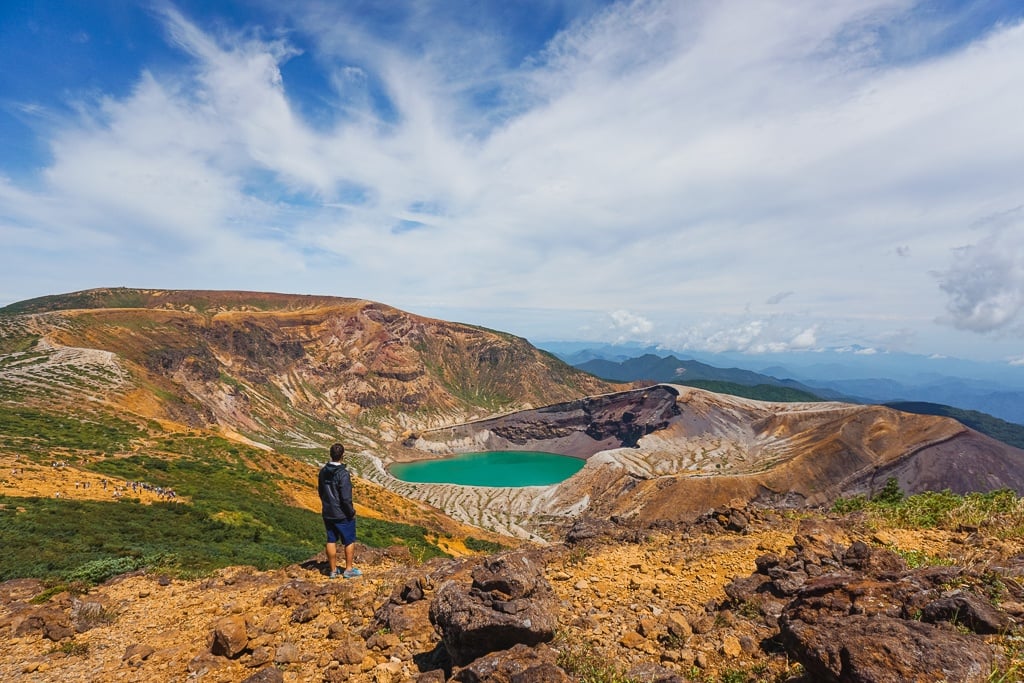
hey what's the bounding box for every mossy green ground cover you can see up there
[0,418,448,583]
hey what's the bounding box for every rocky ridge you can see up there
[2,505,1021,683]
[0,288,616,457]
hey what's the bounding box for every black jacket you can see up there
[318,462,355,521]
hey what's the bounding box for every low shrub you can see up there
[833,488,1024,537]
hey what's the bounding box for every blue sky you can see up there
[1,1,1023,365]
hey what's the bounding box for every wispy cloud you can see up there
[1,1,1023,360]
[766,291,794,305]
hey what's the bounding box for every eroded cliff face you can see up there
[0,289,617,453]
[407,386,682,458]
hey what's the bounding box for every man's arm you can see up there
[337,468,356,520]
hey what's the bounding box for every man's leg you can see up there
[344,542,354,571]
[326,541,338,574]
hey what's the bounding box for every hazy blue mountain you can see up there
[537,341,1024,426]
[887,402,1024,450]
[808,377,1024,426]
[572,354,846,400]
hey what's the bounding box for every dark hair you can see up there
[329,443,345,462]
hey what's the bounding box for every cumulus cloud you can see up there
[936,223,1024,335]
[665,318,823,354]
[608,310,654,337]
[790,326,818,349]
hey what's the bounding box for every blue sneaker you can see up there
[342,567,362,579]
[328,569,341,579]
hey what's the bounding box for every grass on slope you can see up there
[834,479,1024,538]
[886,401,1024,450]
[0,405,146,454]
[0,427,449,584]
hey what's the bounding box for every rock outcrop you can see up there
[721,520,1017,683]
[429,550,559,667]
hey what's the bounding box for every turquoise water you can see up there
[389,451,585,487]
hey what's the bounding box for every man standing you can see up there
[317,443,362,579]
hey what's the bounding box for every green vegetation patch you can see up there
[0,495,318,582]
[464,537,507,553]
[834,480,1024,537]
[359,518,449,562]
[0,332,40,355]
[0,288,151,315]
[1,433,450,583]
[0,405,145,454]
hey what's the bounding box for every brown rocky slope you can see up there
[0,288,617,456]
[2,503,1022,682]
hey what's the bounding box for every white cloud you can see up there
[936,219,1024,335]
[608,310,654,337]
[663,318,826,354]
[790,326,818,349]
[2,1,1024,362]
[1008,356,1024,366]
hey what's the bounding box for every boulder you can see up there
[921,592,1011,634]
[626,662,687,683]
[565,517,615,545]
[290,603,320,624]
[331,636,367,665]
[122,643,155,667]
[430,551,558,666]
[780,612,993,683]
[240,667,284,683]
[273,641,303,664]
[13,606,73,642]
[451,643,569,683]
[210,615,249,658]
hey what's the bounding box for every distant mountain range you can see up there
[542,342,1024,427]
[572,353,841,401]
